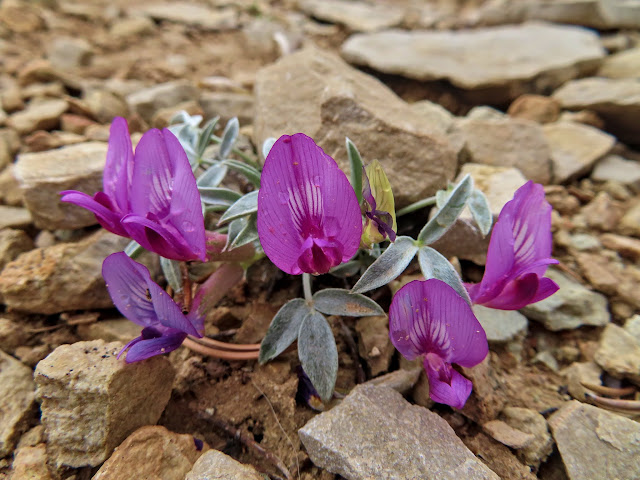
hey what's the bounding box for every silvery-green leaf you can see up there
[417,174,473,245]
[313,288,384,317]
[198,187,242,207]
[435,187,453,209]
[197,162,228,188]
[298,312,338,401]
[219,191,259,224]
[351,236,418,294]
[329,260,361,278]
[197,116,219,158]
[229,213,259,249]
[346,137,363,204]
[170,110,201,126]
[124,240,144,259]
[259,298,311,363]
[218,117,239,159]
[160,257,183,294]
[223,159,261,187]
[469,188,493,237]
[226,217,245,247]
[418,247,471,304]
[262,137,276,159]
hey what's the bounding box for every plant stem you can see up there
[302,273,313,304]
[396,196,437,216]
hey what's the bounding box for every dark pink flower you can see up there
[389,279,488,409]
[465,181,559,310]
[102,252,203,362]
[257,134,362,275]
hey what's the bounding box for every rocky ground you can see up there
[1,0,640,479]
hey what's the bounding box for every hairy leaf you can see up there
[259,298,311,363]
[469,188,493,237]
[219,191,259,224]
[298,312,338,401]
[418,247,471,304]
[313,288,384,317]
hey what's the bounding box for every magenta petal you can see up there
[257,134,362,275]
[60,190,128,236]
[425,355,473,409]
[103,117,133,213]
[123,328,187,362]
[481,272,540,310]
[529,277,560,304]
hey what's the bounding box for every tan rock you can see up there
[482,420,535,449]
[298,0,405,32]
[594,323,640,385]
[184,449,263,480]
[35,340,175,467]
[0,206,31,230]
[598,47,640,79]
[11,444,53,480]
[501,407,553,468]
[582,191,623,231]
[0,229,33,272]
[620,201,640,237]
[562,360,603,401]
[77,318,144,344]
[460,357,506,424]
[199,92,253,127]
[126,80,199,123]
[355,315,393,376]
[507,94,560,124]
[84,89,129,124]
[7,99,68,135]
[94,426,205,480]
[592,155,640,193]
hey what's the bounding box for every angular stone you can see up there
[84,89,129,124]
[7,99,68,135]
[299,384,499,479]
[472,305,528,345]
[0,350,36,458]
[14,142,108,230]
[254,47,457,206]
[598,47,640,79]
[126,80,199,123]
[0,206,31,230]
[552,78,640,144]
[592,155,640,192]
[184,449,263,480]
[131,3,238,31]
[0,231,128,314]
[34,340,175,467]
[109,16,155,38]
[620,201,640,237]
[0,316,29,354]
[10,443,53,480]
[93,426,205,480]
[582,191,624,232]
[562,361,603,402]
[0,229,33,271]
[199,92,254,126]
[409,100,456,136]
[299,0,405,32]
[454,117,551,184]
[507,94,561,124]
[524,0,640,29]
[482,420,535,450]
[625,315,640,344]
[549,401,640,480]
[501,407,553,469]
[77,318,144,344]
[522,268,610,331]
[355,315,393,376]
[363,367,422,396]
[543,121,615,183]
[594,323,640,384]
[341,23,604,103]
[46,37,93,70]
[463,432,537,480]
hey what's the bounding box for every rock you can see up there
[472,305,528,344]
[299,384,499,479]
[109,16,155,38]
[549,401,640,480]
[463,432,537,480]
[592,155,640,192]
[482,420,535,449]
[0,206,31,230]
[0,316,29,354]
[253,47,457,206]
[0,4,44,33]
[460,358,506,424]
[542,121,615,183]
[341,23,604,104]
[568,233,601,251]
[598,47,640,79]
[299,0,405,32]
[84,89,129,124]
[77,318,144,344]
[126,80,199,123]
[46,37,93,70]
[409,100,456,135]
[355,315,393,376]
[501,407,553,469]
[552,78,640,145]
[0,350,36,458]
[466,106,505,121]
[151,100,203,129]
[7,99,68,135]
[594,323,640,384]
[199,92,254,126]
[0,229,33,271]
[620,201,640,237]
[131,3,238,30]
[558,109,605,129]
[34,340,175,467]
[575,251,625,295]
[454,117,551,184]
[523,0,640,29]
[429,164,528,264]
[0,231,128,314]
[507,94,561,124]
[184,449,263,480]
[522,268,610,331]
[625,315,640,343]
[363,367,422,396]
[93,426,205,480]
[60,113,95,134]
[10,444,53,480]
[14,141,108,230]
[581,191,623,231]
[600,233,640,261]
[562,361,603,401]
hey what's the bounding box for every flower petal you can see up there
[60,190,128,236]
[424,355,473,409]
[528,276,559,304]
[123,329,187,362]
[103,117,133,213]
[257,134,362,275]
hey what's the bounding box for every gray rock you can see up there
[254,47,457,207]
[0,231,128,314]
[552,77,640,144]
[46,37,93,70]
[363,368,422,396]
[542,121,615,183]
[549,401,640,480]
[126,80,199,123]
[0,229,33,272]
[184,449,263,480]
[299,0,405,32]
[7,98,68,134]
[34,340,175,467]
[592,155,640,192]
[131,3,238,30]
[522,268,610,331]
[0,350,36,457]
[199,91,254,126]
[568,233,601,251]
[594,323,640,384]
[341,23,604,103]
[501,407,553,469]
[0,206,31,230]
[472,305,528,344]
[598,47,640,79]
[454,117,552,184]
[299,384,499,480]
[14,142,108,230]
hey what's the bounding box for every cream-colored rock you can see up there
[594,323,640,385]
[507,94,560,124]
[126,80,199,123]
[299,0,405,32]
[501,407,553,468]
[598,47,640,79]
[7,99,68,134]
[35,340,175,467]
[184,449,263,480]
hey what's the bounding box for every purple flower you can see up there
[465,181,559,310]
[61,117,206,262]
[389,279,488,409]
[257,134,362,275]
[102,252,203,362]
